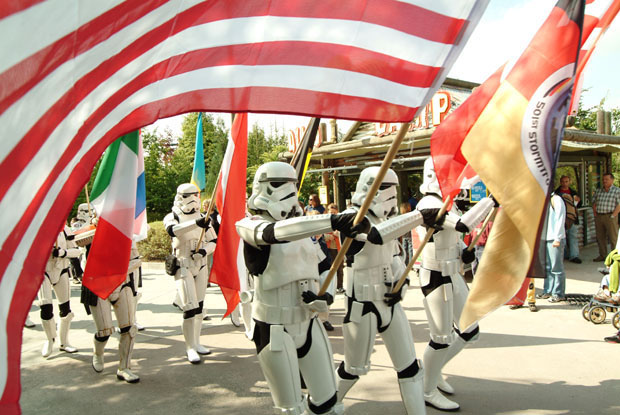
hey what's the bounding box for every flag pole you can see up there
[318,122,411,296]
[196,113,234,251]
[391,196,451,294]
[84,185,93,220]
[466,206,498,252]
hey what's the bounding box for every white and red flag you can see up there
[431,0,584,330]
[210,114,248,318]
[0,1,488,411]
[569,0,620,114]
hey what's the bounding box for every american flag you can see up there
[0,0,489,411]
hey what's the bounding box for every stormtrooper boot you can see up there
[193,315,211,355]
[437,334,471,395]
[335,363,359,403]
[92,336,107,373]
[423,346,459,411]
[59,312,77,353]
[398,368,427,415]
[230,306,241,327]
[25,316,35,328]
[117,331,140,383]
[41,318,56,358]
[182,318,200,363]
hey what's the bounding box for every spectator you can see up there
[324,203,344,293]
[408,194,418,210]
[306,193,325,214]
[537,193,567,302]
[592,172,620,261]
[554,175,582,263]
[399,202,413,265]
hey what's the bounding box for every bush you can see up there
[138,221,170,261]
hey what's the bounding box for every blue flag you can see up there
[191,112,206,191]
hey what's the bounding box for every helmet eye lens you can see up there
[182,193,199,198]
[379,184,393,190]
[270,181,286,188]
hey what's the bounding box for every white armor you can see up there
[236,162,356,415]
[89,244,142,383]
[164,183,217,364]
[248,161,304,220]
[73,202,96,228]
[416,157,494,411]
[336,167,426,415]
[38,226,81,357]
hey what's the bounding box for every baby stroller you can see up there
[581,267,620,329]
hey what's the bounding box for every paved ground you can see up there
[19,244,620,415]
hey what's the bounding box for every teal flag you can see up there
[191,113,206,191]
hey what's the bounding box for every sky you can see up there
[146,0,620,137]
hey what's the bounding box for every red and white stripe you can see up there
[569,0,620,114]
[0,1,488,410]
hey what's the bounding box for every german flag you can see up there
[438,0,585,330]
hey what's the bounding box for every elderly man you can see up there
[554,175,581,263]
[592,173,620,261]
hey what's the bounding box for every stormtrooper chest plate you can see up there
[260,238,320,291]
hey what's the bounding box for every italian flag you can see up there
[83,131,143,299]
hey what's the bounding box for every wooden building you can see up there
[281,78,620,247]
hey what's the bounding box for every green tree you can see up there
[142,128,177,220]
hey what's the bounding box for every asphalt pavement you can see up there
[19,244,620,415]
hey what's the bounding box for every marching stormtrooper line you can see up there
[30,156,494,414]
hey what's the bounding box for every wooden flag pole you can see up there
[84,185,93,220]
[196,162,223,252]
[391,196,451,294]
[318,122,411,296]
[466,206,497,252]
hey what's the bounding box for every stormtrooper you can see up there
[236,161,367,415]
[416,157,495,411]
[39,226,81,357]
[163,183,217,364]
[73,202,96,229]
[334,166,441,415]
[83,243,143,383]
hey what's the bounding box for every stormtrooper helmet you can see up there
[76,203,96,223]
[419,157,442,197]
[248,162,302,220]
[351,167,399,219]
[174,183,201,214]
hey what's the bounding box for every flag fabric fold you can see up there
[290,118,321,190]
[191,113,206,191]
[83,131,142,299]
[569,0,620,114]
[210,113,248,318]
[432,0,585,330]
[0,0,489,410]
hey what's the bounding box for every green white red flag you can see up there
[83,131,143,299]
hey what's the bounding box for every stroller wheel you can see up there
[582,304,591,321]
[613,312,620,330]
[589,306,606,324]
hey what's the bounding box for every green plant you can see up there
[137,221,170,261]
